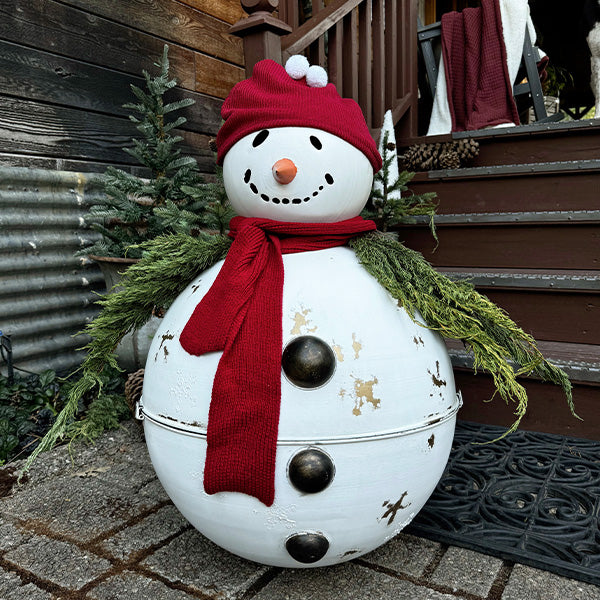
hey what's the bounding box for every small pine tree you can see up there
[363,111,438,237]
[83,46,229,258]
[152,164,234,237]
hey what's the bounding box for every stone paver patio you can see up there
[0,421,597,600]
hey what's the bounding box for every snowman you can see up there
[139,56,461,567]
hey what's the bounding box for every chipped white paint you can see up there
[352,332,362,359]
[350,375,381,416]
[332,341,345,362]
[290,306,318,335]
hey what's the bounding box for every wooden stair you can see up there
[398,121,600,439]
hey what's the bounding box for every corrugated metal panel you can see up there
[0,167,107,374]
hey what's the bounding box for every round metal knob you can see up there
[288,448,334,493]
[282,336,336,388]
[285,532,329,564]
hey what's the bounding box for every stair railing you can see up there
[230,0,418,139]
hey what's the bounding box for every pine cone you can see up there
[152,306,165,318]
[438,150,461,170]
[455,138,479,161]
[401,138,479,171]
[401,143,436,171]
[125,369,145,415]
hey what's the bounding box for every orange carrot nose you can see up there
[272,158,297,184]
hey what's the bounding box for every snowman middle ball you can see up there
[140,58,460,568]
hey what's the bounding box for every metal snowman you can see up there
[138,56,461,568]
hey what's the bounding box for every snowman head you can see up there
[216,57,382,223]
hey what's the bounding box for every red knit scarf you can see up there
[179,216,376,506]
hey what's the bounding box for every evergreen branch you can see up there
[163,99,194,114]
[350,232,575,438]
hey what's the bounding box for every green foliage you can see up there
[82,45,231,258]
[66,393,130,443]
[0,366,127,464]
[0,370,63,461]
[542,64,574,97]
[155,166,234,236]
[23,233,232,474]
[363,130,438,236]
[350,232,575,437]
[179,166,235,235]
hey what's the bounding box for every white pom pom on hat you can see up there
[285,55,328,88]
[306,65,328,88]
[285,55,309,80]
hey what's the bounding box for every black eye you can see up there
[310,136,322,150]
[252,130,270,147]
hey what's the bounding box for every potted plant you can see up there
[81,46,233,369]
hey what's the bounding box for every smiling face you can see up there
[222,127,374,222]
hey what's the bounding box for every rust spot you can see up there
[351,376,380,416]
[332,342,345,362]
[428,360,447,388]
[158,415,206,430]
[428,434,435,448]
[155,331,174,361]
[290,307,317,335]
[352,333,362,359]
[338,388,346,400]
[381,492,411,525]
[163,346,169,361]
[158,413,178,422]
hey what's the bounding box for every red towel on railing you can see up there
[441,0,520,132]
[180,216,376,506]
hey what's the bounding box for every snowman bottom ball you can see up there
[139,247,461,568]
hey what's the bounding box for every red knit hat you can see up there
[216,59,382,172]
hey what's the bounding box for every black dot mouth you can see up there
[244,170,334,204]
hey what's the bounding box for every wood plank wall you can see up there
[0,0,246,174]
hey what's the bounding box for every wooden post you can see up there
[230,0,293,76]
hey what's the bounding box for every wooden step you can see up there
[458,119,600,168]
[445,339,599,440]
[403,119,600,168]
[397,125,600,439]
[436,268,600,346]
[446,339,600,385]
[409,160,600,214]
[396,222,599,270]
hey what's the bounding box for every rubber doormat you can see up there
[406,421,600,585]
